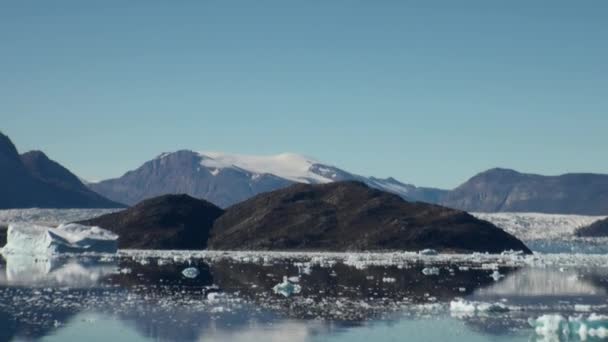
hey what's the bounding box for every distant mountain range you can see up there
[0,132,124,209]
[88,150,445,208]
[89,151,608,215]
[441,168,608,215]
[2,131,607,215]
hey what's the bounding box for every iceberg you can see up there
[1,223,118,256]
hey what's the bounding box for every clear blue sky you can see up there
[1,1,607,189]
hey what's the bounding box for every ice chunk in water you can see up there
[421,267,440,276]
[181,267,200,278]
[530,314,608,340]
[273,276,302,297]
[1,223,118,256]
[418,249,438,256]
[450,299,509,317]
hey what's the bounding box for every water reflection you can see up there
[0,255,117,287]
[0,254,607,341]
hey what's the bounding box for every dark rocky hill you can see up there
[78,194,224,249]
[209,181,531,253]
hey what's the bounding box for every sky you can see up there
[1,1,607,189]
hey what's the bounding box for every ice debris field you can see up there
[2,209,608,340]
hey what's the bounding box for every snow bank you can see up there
[2,223,118,256]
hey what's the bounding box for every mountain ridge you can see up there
[0,132,125,209]
[89,149,445,208]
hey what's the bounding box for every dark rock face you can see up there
[88,150,446,208]
[78,194,224,249]
[0,132,123,209]
[576,217,608,237]
[441,168,608,215]
[209,181,531,253]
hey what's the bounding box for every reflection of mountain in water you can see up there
[473,268,605,300]
[0,255,117,287]
[0,256,517,342]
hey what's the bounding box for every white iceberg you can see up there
[1,223,118,256]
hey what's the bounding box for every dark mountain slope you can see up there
[0,132,124,209]
[209,181,531,253]
[78,194,224,249]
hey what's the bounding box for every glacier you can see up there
[2,223,118,256]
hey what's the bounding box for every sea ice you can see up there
[418,249,438,256]
[1,223,118,256]
[181,267,200,279]
[530,314,608,340]
[273,276,302,297]
[450,299,509,317]
[421,267,440,276]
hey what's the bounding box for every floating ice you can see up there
[490,270,504,281]
[1,223,118,256]
[273,276,302,297]
[418,249,438,256]
[530,314,608,340]
[181,267,200,279]
[450,299,509,317]
[421,267,440,276]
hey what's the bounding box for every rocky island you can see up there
[78,194,224,249]
[208,181,531,253]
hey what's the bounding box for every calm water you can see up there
[1,251,608,341]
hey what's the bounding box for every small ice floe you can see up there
[2,223,118,256]
[575,304,592,312]
[207,291,225,303]
[490,270,504,281]
[382,277,396,283]
[273,276,302,297]
[530,314,608,340]
[288,276,300,283]
[421,267,440,276]
[500,250,524,256]
[181,267,200,279]
[418,249,438,256]
[450,299,509,317]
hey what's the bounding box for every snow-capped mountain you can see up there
[88,150,445,208]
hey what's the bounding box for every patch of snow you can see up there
[198,152,334,184]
